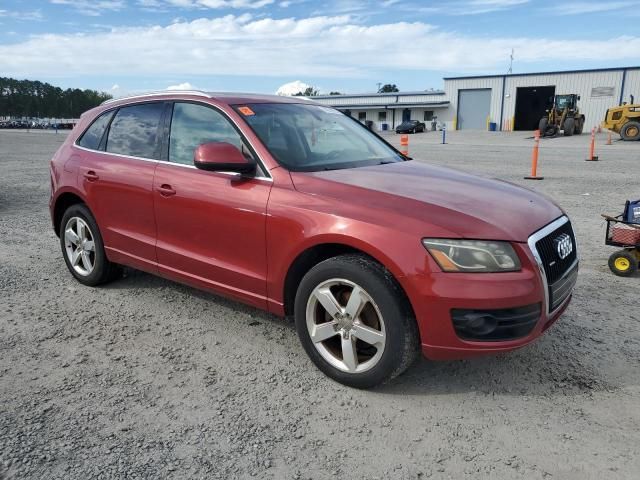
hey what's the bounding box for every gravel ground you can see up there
[1,128,639,480]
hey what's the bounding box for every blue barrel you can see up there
[489,122,497,131]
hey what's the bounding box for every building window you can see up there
[358,112,366,122]
[424,110,434,121]
[378,111,387,121]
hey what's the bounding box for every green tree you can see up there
[329,91,342,95]
[0,77,112,118]
[378,84,399,93]
[294,86,319,97]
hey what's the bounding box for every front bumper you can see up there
[402,218,577,360]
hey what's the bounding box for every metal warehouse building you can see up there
[312,66,640,132]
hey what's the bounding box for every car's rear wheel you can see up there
[294,254,419,389]
[60,204,120,286]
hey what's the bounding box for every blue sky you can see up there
[1,0,639,96]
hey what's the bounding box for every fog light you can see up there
[451,304,541,341]
[457,313,498,336]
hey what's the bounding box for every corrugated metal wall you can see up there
[315,68,640,132]
[442,68,640,131]
[502,70,624,130]
[441,77,503,129]
[623,69,640,103]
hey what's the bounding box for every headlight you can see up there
[422,239,521,273]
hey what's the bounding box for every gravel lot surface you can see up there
[1,129,639,479]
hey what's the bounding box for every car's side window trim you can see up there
[104,101,166,161]
[72,99,272,180]
[98,107,118,151]
[73,100,166,160]
[75,108,116,152]
[158,102,173,163]
[163,100,271,179]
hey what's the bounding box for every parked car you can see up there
[50,92,578,388]
[395,120,426,134]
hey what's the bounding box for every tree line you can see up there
[0,77,112,118]
[293,84,399,96]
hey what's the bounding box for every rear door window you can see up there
[77,110,114,150]
[106,103,164,159]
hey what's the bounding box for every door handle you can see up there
[157,184,176,197]
[83,170,99,182]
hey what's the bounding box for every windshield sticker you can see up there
[238,106,255,116]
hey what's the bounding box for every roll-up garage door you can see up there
[457,89,491,130]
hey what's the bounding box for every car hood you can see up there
[290,160,563,242]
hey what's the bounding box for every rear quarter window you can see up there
[106,103,164,159]
[77,110,114,150]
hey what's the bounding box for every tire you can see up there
[575,118,584,134]
[608,250,638,277]
[563,117,575,136]
[412,128,416,134]
[294,254,420,389]
[538,118,548,134]
[60,204,120,286]
[620,121,640,141]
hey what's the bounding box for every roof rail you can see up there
[101,90,211,105]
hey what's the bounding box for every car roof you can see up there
[100,90,315,107]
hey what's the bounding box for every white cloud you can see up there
[276,80,311,96]
[167,82,195,90]
[0,9,43,21]
[111,84,120,90]
[1,14,639,81]
[49,0,125,16]
[549,1,639,15]
[151,0,275,8]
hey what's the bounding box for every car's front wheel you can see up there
[60,204,120,286]
[294,254,419,388]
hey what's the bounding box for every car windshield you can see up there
[235,103,405,172]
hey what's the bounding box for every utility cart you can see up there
[602,200,640,276]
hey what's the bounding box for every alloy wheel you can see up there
[64,217,96,276]
[305,278,386,373]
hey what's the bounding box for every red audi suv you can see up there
[50,91,578,388]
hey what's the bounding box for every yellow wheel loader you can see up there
[602,95,640,141]
[539,94,585,137]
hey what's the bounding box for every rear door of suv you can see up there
[76,102,164,271]
[152,101,272,309]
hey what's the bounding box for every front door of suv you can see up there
[153,102,272,309]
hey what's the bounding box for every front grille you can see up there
[535,221,577,285]
[533,219,578,312]
[451,304,541,341]
[549,262,578,311]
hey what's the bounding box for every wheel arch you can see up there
[282,240,413,318]
[53,190,87,237]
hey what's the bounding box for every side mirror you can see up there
[193,142,255,174]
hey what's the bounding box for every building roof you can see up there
[444,66,640,81]
[326,101,450,109]
[311,90,445,99]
